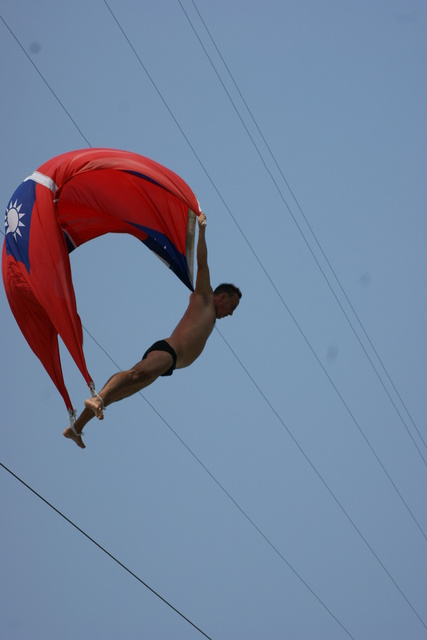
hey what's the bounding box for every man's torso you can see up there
[167,292,216,368]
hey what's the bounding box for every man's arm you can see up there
[194,214,212,297]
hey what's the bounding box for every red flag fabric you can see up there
[2,148,200,414]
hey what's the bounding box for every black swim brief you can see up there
[142,340,177,377]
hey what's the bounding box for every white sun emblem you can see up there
[5,200,26,241]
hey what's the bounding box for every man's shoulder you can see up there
[191,288,214,305]
[186,291,215,318]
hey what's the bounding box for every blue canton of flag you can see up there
[4,179,36,274]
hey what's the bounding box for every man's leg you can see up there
[63,350,173,447]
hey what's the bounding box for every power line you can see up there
[2,205,426,632]
[0,196,356,634]
[0,16,91,146]
[0,461,214,640]
[0,296,357,637]
[0,24,355,634]
[88,323,427,632]
[4,0,424,546]
[104,1,427,479]
[1,9,426,635]
[99,0,427,532]
[83,326,357,639]
[214,327,427,633]
[179,0,426,456]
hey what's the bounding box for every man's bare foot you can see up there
[84,396,104,420]
[63,426,86,449]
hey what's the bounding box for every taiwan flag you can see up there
[2,149,201,415]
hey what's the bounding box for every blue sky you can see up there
[1,1,426,639]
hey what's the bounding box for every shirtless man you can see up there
[63,213,241,448]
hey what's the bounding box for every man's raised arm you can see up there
[194,213,212,297]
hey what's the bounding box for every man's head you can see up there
[213,283,242,319]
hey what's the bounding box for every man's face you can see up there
[214,293,240,319]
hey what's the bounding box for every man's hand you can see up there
[198,213,207,227]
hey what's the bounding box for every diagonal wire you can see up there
[178,0,427,540]
[0,461,213,640]
[103,1,427,473]
[0,25,358,636]
[99,4,427,544]
[102,0,427,485]
[0,235,354,637]
[87,322,427,632]
[0,16,91,146]
[214,326,427,631]
[2,0,426,553]
[1,10,426,635]
[179,0,426,454]
[81,327,357,639]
